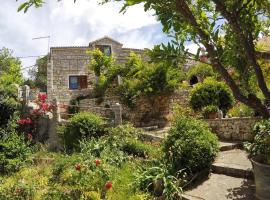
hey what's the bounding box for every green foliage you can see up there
[187,63,217,81]
[63,112,106,151]
[0,132,33,175]
[27,55,48,92]
[119,53,184,108]
[89,48,115,77]
[89,48,184,108]
[0,48,23,87]
[245,119,270,165]
[0,88,19,128]
[135,163,184,199]
[163,116,219,174]
[227,103,254,117]
[68,99,79,115]
[202,105,218,118]
[189,78,234,114]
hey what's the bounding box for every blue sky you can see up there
[0,0,197,77]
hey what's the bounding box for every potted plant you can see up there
[245,119,270,200]
[202,105,218,119]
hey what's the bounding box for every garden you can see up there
[0,83,220,199]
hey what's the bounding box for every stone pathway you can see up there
[142,127,256,200]
[182,174,255,200]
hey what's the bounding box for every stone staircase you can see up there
[141,127,256,200]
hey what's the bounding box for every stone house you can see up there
[47,36,146,104]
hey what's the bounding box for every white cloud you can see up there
[185,43,201,54]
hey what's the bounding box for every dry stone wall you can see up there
[205,117,260,141]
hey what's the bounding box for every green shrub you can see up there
[135,163,184,199]
[245,119,270,165]
[63,112,106,151]
[163,116,219,174]
[122,139,152,158]
[227,103,254,117]
[189,78,234,114]
[0,89,19,128]
[0,132,33,175]
[187,63,217,81]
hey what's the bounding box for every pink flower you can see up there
[27,134,33,141]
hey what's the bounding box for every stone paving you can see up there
[183,174,256,200]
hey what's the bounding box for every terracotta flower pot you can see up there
[207,112,218,119]
[251,158,270,200]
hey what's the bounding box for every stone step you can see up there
[183,173,255,200]
[219,141,242,151]
[141,125,159,131]
[211,149,253,179]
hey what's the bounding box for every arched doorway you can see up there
[190,75,198,85]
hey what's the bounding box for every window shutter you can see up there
[80,76,88,89]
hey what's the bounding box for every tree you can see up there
[18,0,270,118]
[0,48,22,89]
[0,48,22,127]
[27,55,48,92]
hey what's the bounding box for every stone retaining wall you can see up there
[205,117,260,141]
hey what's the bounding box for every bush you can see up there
[189,78,234,114]
[0,89,19,128]
[63,112,106,151]
[0,132,33,175]
[227,102,254,117]
[163,116,219,174]
[187,63,217,81]
[245,119,270,165]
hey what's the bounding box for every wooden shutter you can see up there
[79,76,88,89]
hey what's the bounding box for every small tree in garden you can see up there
[189,78,234,114]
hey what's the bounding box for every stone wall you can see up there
[76,89,190,128]
[205,117,260,141]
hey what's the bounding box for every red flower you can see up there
[38,93,47,103]
[41,103,49,111]
[95,159,101,166]
[33,108,40,114]
[18,119,26,125]
[15,188,23,193]
[27,134,33,141]
[75,164,81,172]
[105,181,113,190]
[25,118,33,125]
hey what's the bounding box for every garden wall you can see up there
[205,117,260,141]
[77,89,190,128]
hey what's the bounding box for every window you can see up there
[69,75,88,90]
[96,45,112,56]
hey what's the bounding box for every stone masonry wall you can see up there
[205,117,260,141]
[77,89,190,128]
